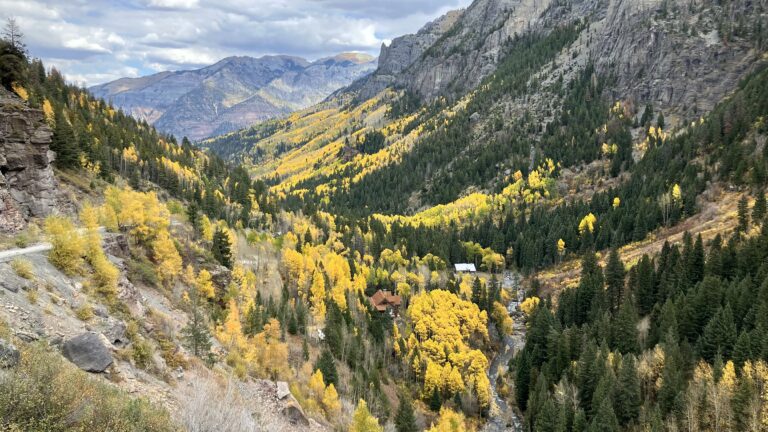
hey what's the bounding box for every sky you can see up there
[3,0,472,87]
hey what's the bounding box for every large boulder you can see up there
[280,400,309,426]
[62,332,113,372]
[0,339,20,368]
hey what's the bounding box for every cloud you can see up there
[3,0,473,86]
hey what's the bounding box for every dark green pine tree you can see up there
[613,301,639,354]
[515,350,532,411]
[589,398,620,432]
[738,195,750,233]
[635,254,655,315]
[180,286,212,358]
[0,39,26,90]
[394,392,418,432]
[187,201,200,234]
[604,249,626,312]
[752,191,766,224]
[656,111,665,129]
[534,397,559,432]
[315,349,338,387]
[615,356,641,426]
[211,227,233,269]
[51,109,80,168]
[733,331,752,370]
[572,409,588,432]
[429,387,442,412]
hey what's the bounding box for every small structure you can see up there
[454,263,477,273]
[369,290,402,317]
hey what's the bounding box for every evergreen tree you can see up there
[604,249,625,312]
[187,202,200,234]
[51,109,80,168]
[753,191,766,223]
[429,387,442,412]
[181,285,212,358]
[615,356,641,426]
[613,301,639,354]
[0,39,25,90]
[738,195,750,233]
[589,398,620,432]
[635,254,655,315]
[212,228,233,269]
[315,349,338,387]
[394,392,417,432]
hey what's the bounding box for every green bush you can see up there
[0,344,176,431]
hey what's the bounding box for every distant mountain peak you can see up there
[89,52,376,140]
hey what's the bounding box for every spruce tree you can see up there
[181,286,212,358]
[51,109,80,168]
[615,356,641,426]
[589,398,620,432]
[753,191,766,223]
[429,387,441,412]
[604,249,625,312]
[738,195,750,233]
[315,349,338,387]
[394,392,417,432]
[613,301,639,354]
[212,227,233,268]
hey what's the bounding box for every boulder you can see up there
[102,320,127,348]
[62,332,113,372]
[280,400,309,426]
[0,339,20,368]
[276,381,291,400]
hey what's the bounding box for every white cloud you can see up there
[4,0,473,86]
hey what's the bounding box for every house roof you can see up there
[370,290,402,311]
[454,263,477,272]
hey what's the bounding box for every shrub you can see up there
[26,289,38,305]
[0,344,176,431]
[75,304,94,321]
[127,256,158,287]
[11,258,34,280]
[131,338,153,370]
[92,253,119,299]
[44,216,85,275]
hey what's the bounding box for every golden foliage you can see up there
[44,215,85,275]
[350,399,383,432]
[428,407,474,432]
[520,297,541,316]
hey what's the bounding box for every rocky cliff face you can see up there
[0,89,57,232]
[90,54,377,141]
[352,0,765,125]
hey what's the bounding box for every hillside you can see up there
[89,53,377,141]
[3,0,768,431]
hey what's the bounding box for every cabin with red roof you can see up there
[369,290,402,317]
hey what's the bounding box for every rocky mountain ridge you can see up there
[89,53,377,141]
[0,88,58,232]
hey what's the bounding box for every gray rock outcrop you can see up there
[0,88,57,232]
[0,339,20,368]
[61,331,113,372]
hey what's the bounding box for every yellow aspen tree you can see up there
[428,407,473,432]
[322,383,341,417]
[613,197,621,209]
[309,369,326,400]
[217,299,243,350]
[350,399,383,432]
[200,215,214,242]
[153,230,182,287]
[44,215,85,275]
[197,269,215,299]
[310,271,327,323]
[520,297,541,316]
[42,99,55,125]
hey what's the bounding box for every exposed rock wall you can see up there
[0,88,57,232]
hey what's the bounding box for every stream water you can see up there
[482,272,525,432]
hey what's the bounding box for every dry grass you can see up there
[11,258,34,280]
[534,187,746,298]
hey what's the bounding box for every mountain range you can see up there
[89,53,377,141]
